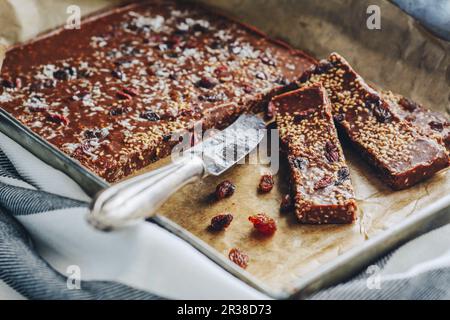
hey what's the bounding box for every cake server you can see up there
[88,114,266,231]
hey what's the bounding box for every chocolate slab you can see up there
[382,91,450,154]
[298,53,449,190]
[0,0,315,182]
[271,84,357,224]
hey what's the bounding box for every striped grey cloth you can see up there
[0,134,449,300]
[0,149,161,300]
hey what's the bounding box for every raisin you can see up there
[53,69,69,80]
[314,176,334,190]
[43,79,56,88]
[196,77,217,89]
[215,180,236,200]
[47,113,69,125]
[121,86,139,97]
[334,114,345,122]
[336,167,350,185]
[228,248,249,269]
[209,214,233,231]
[260,55,276,66]
[193,23,209,33]
[116,90,133,100]
[1,79,15,88]
[429,121,444,132]
[399,97,419,112]
[140,111,160,121]
[291,157,308,170]
[258,174,274,193]
[280,194,294,213]
[255,71,267,80]
[111,69,124,80]
[373,104,392,123]
[293,108,315,123]
[275,76,289,86]
[84,128,108,140]
[325,141,339,163]
[248,213,277,236]
[109,106,128,116]
[315,60,334,74]
[28,82,42,92]
[243,84,254,94]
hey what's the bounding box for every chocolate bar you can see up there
[382,91,450,153]
[271,84,357,224]
[0,1,315,182]
[298,53,449,190]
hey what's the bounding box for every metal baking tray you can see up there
[1,0,450,299]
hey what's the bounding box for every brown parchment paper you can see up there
[1,0,449,294]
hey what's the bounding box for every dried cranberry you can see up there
[47,113,69,125]
[248,213,277,236]
[280,194,294,213]
[258,174,274,193]
[429,121,444,132]
[196,77,217,89]
[215,180,236,200]
[228,248,249,269]
[140,111,160,121]
[336,167,350,185]
[314,176,334,190]
[209,214,234,231]
[325,141,339,163]
[291,157,308,170]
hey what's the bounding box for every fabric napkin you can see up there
[0,131,449,300]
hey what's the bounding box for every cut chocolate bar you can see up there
[271,84,357,224]
[0,1,315,182]
[382,91,450,154]
[298,53,449,190]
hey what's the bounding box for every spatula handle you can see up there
[87,155,205,231]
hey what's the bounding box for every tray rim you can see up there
[1,0,449,299]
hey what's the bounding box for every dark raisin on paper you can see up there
[209,214,233,231]
[215,180,236,200]
[248,213,277,236]
[258,174,274,193]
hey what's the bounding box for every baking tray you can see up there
[1,0,450,299]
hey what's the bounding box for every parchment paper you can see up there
[1,0,449,294]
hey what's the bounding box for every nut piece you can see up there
[215,180,236,200]
[248,213,277,236]
[209,214,233,231]
[228,248,249,269]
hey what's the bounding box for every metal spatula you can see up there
[88,114,266,230]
